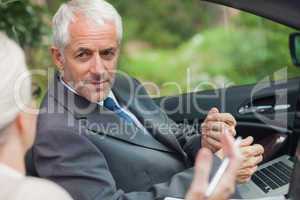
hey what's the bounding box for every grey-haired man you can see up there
[28,1,264,200]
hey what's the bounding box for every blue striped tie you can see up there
[104,97,135,124]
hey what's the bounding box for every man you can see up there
[0,32,72,200]
[28,0,264,199]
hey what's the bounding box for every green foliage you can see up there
[185,13,300,84]
[0,0,50,48]
[120,13,300,96]
[0,0,51,102]
[109,0,221,48]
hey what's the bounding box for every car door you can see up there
[153,77,300,162]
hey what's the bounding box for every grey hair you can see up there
[52,0,123,51]
[0,32,31,133]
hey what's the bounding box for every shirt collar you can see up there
[59,75,119,107]
[0,163,23,178]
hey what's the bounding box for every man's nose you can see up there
[90,54,106,74]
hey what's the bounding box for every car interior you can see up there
[152,0,300,198]
[151,0,300,165]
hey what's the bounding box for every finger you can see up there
[240,136,254,147]
[208,107,219,115]
[240,156,263,169]
[202,135,215,150]
[240,144,264,157]
[202,121,236,136]
[186,148,213,200]
[240,144,264,158]
[203,130,221,141]
[252,144,264,156]
[237,176,252,184]
[204,108,219,124]
[205,136,222,151]
[202,121,228,132]
[237,166,258,177]
[238,175,252,180]
[240,146,254,158]
[205,113,237,127]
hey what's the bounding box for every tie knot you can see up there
[104,97,120,112]
[103,97,135,124]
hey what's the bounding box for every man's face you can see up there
[53,15,119,103]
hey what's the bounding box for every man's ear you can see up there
[51,47,64,71]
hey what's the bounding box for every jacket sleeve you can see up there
[131,78,202,164]
[173,123,202,163]
[32,127,219,200]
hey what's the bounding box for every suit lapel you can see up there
[112,73,186,156]
[83,106,175,152]
[50,73,175,153]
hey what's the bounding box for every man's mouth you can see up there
[89,80,109,85]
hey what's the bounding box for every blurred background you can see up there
[1,0,299,102]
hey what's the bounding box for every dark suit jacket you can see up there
[28,72,224,200]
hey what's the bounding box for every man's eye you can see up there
[75,51,92,62]
[77,52,89,58]
[101,50,115,60]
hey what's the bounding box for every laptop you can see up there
[238,154,293,198]
[239,132,300,199]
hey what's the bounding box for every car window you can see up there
[116,2,300,97]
